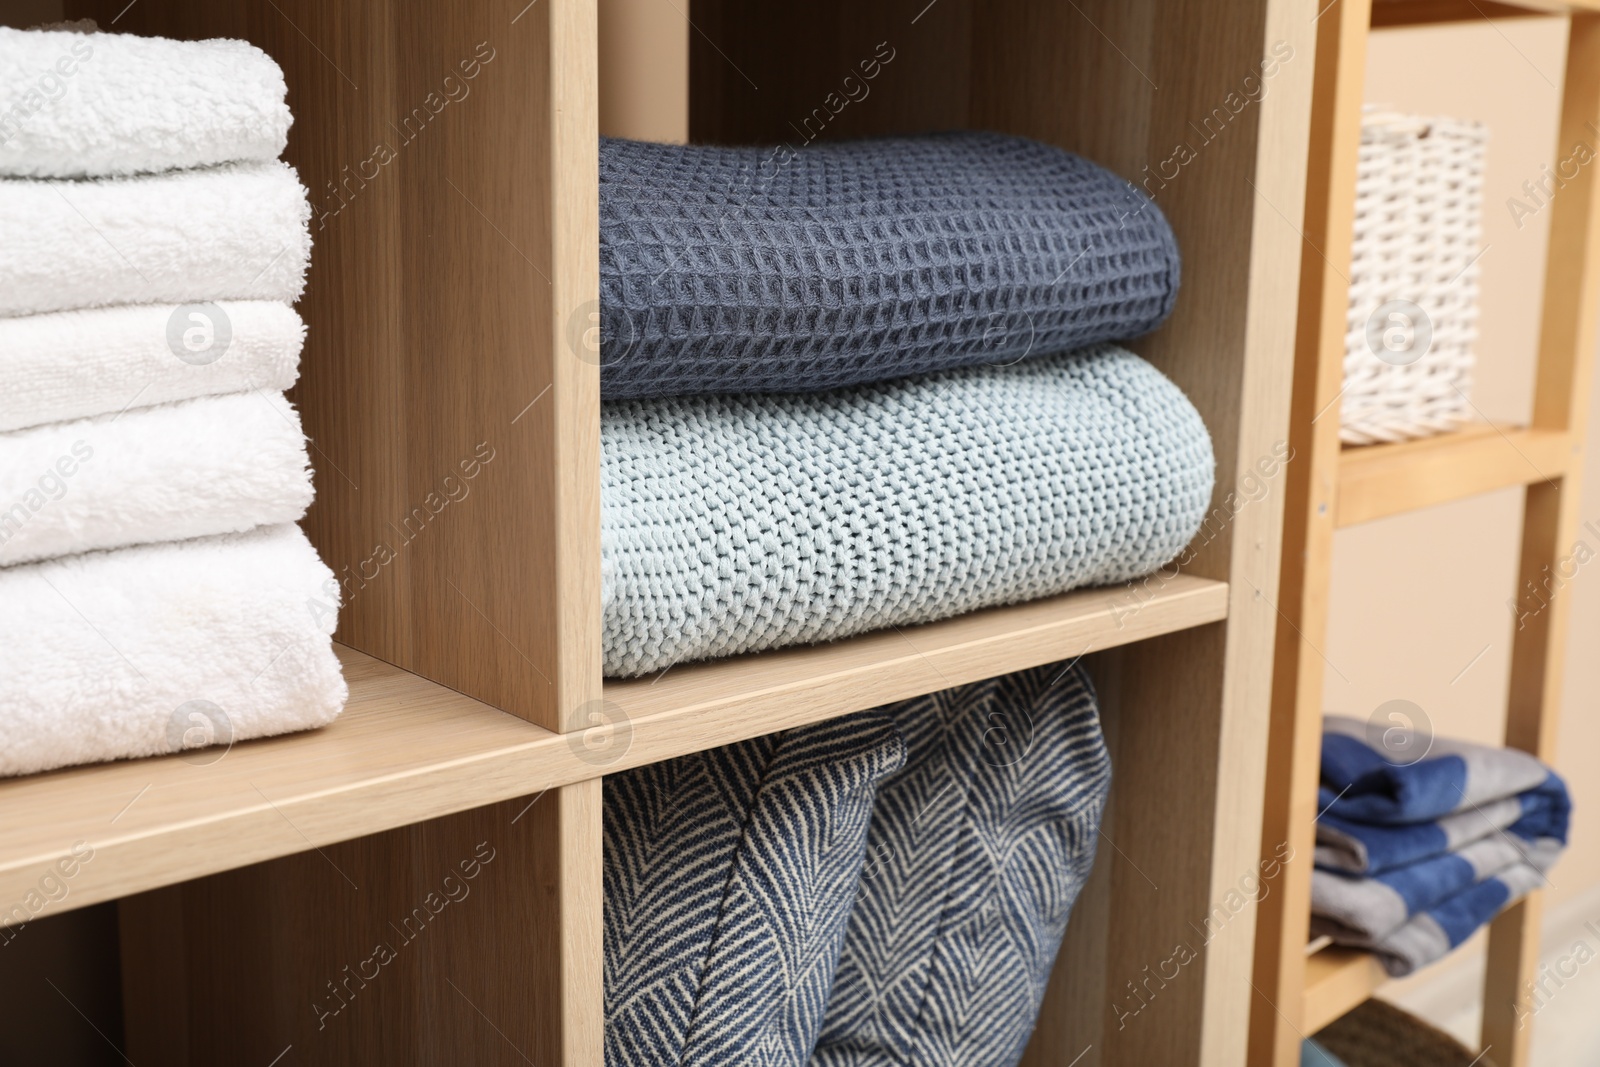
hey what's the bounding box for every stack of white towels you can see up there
[0,23,346,777]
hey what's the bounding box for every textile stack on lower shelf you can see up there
[605,661,1111,1067]
[0,23,344,777]
[1310,717,1570,977]
[596,131,1212,1064]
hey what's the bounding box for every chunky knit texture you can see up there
[599,133,1179,398]
[604,712,906,1067]
[600,345,1214,678]
[815,661,1111,1067]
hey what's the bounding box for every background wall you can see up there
[1336,16,1600,1059]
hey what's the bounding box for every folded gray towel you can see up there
[599,132,1179,398]
[600,345,1214,677]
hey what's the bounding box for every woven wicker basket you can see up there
[1341,109,1489,446]
[1313,999,1500,1067]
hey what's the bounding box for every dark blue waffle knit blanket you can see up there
[598,132,1180,398]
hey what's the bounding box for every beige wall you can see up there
[1330,16,1600,1003]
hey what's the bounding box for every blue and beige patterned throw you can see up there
[604,712,905,1066]
[814,661,1111,1067]
[1317,715,1565,826]
[1316,790,1568,876]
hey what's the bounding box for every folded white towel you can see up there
[0,390,313,566]
[0,160,310,317]
[0,26,290,179]
[0,523,345,777]
[0,300,304,433]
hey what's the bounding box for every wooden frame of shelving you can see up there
[1249,3,1600,1065]
[6,0,1316,1063]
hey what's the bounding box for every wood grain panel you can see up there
[69,0,603,732]
[689,0,973,144]
[119,782,602,1066]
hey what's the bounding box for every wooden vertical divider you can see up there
[1247,1,1374,1064]
[75,0,602,735]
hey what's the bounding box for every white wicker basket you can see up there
[1341,109,1488,446]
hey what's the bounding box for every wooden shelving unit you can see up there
[25,0,1317,1063]
[1250,2,1600,1065]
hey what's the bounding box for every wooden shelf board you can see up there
[1303,946,1390,1033]
[0,574,1227,920]
[606,574,1228,726]
[1336,424,1571,527]
[1372,0,1592,28]
[0,646,575,928]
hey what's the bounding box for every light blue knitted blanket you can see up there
[600,345,1214,678]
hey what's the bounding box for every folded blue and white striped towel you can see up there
[1313,833,1540,939]
[1314,857,1548,977]
[1316,715,1564,826]
[1311,716,1571,977]
[1316,784,1569,876]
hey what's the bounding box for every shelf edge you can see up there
[0,575,1227,921]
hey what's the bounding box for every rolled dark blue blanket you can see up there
[598,132,1179,398]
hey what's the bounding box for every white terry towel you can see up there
[0,300,304,433]
[0,26,290,179]
[0,523,346,778]
[0,160,310,317]
[0,390,313,566]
